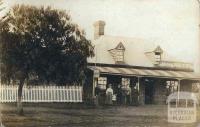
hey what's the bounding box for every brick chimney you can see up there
[93,20,105,39]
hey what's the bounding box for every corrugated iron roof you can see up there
[88,66,200,80]
[87,35,183,67]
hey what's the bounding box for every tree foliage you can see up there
[0,4,94,115]
[0,0,5,12]
[0,5,94,86]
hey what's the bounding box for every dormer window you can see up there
[108,42,125,64]
[155,52,161,62]
[115,49,124,62]
[153,46,163,65]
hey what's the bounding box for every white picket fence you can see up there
[0,85,83,103]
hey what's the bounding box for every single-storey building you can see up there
[84,20,200,105]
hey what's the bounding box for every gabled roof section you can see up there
[153,45,163,53]
[108,42,126,64]
[145,45,180,63]
[108,42,125,51]
[115,42,125,50]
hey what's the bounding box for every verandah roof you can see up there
[88,66,200,80]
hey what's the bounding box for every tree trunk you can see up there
[17,80,24,115]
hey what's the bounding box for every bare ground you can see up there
[1,103,200,127]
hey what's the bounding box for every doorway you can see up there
[144,78,154,104]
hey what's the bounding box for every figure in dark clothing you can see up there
[126,86,132,105]
[95,86,101,96]
[116,84,122,105]
[121,88,126,105]
[132,87,139,106]
[121,86,131,105]
[94,86,101,106]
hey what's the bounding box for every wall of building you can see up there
[180,80,193,92]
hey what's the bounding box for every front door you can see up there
[144,79,154,104]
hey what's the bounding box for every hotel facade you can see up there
[84,20,200,105]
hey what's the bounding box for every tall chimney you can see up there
[93,20,105,39]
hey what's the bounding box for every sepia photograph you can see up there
[0,0,199,127]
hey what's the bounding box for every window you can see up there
[166,81,178,95]
[115,50,124,62]
[155,52,161,62]
[97,77,107,89]
[108,42,125,63]
[192,83,200,93]
[122,78,130,89]
[153,46,163,64]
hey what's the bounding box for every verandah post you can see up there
[137,76,144,105]
[178,79,180,105]
[177,79,181,107]
[137,76,140,104]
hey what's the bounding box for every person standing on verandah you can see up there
[105,84,113,105]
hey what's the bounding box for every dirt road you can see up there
[1,104,200,127]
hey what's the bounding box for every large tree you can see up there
[0,5,94,115]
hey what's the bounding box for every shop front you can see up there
[85,64,200,106]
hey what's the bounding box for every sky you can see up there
[3,0,200,72]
